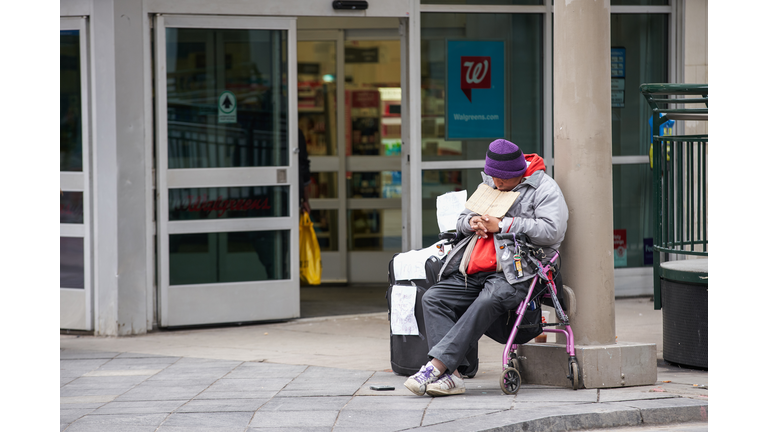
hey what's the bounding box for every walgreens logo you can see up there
[460,56,491,102]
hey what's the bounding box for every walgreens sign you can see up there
[446,41,505,139]
[460,57,491,102]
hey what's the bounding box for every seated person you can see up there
[404,139,568,397]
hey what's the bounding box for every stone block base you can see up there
[517,341,657,389]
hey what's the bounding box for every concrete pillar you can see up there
[518,0,657,388]
[552,0,615,346]
[91,0,151,336]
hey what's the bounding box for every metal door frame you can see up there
[155,14,299,327]
[60,15,92,330]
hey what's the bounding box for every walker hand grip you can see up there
[438,231,459,241]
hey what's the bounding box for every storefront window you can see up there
[347,171,402,199]
[422,169,485,245]
[298,41,338,156]
[611,14,668,157]
[165,28,288,169]
[612,165,655,268]
[345,41,402,157]
[168,186,289,221]
[308,172,338,199]
[61,237,84,289]
[61,30,82,172]
[421,0,543,5]
[310,210,339,251]
[611,0,668,5]
[60,192,84,224]
[421,13,543,160]
[169,230,290,285]
[348,209,402,251]
[610,13,668,269]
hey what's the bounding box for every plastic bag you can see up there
[299,212,322,285]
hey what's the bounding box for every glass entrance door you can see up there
[298,30,403,283]
[60,17,91,330]
[155,15,299,327]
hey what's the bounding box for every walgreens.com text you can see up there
[453,113,500,121]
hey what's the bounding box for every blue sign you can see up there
[446,40,505,140]
[611,48,626,78]
[643,238,654,266]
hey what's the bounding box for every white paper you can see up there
[393,247,437,281]
[390,285,419,335]
[436,190,467,233]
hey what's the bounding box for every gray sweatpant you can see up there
[423,271,528,374]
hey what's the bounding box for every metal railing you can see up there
[640,84,708,309]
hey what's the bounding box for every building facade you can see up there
[60,0,708,335]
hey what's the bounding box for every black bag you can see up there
[386,253,479,377]
[484,303,543,346]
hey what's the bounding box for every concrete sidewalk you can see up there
[60,297,708,431]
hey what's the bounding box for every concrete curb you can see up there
[411,398,708,431]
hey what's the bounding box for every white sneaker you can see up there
[426,373,466,396]
[404,363,441,396]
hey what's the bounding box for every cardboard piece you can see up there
[464,184,519,218]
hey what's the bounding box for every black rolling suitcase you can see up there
[386,252,478,378]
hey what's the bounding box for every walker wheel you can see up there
[500,367,521,395]
[568,358,581,390]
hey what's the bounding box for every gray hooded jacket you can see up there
[438,167,568,285]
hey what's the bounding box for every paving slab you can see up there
[334,408,424,431]
[89,400,187,415]
[194,389,281,401]
[58,296,708,431]
[176,398,271,413]
[343,394,431,411]
[84,369,163,377]
[140,376,220,387]
[159,411,254,429]
[599,386,681,402]
[427,394,514,410]
[60,407,97,424]
[247,427,332,432]
[60,359,112,375]
[64,375,151,388]
[249,409,340,428]
[95,357,179,369]
[226,362,307,379]
[61,385,133,397]
[257,396,351,411]
[64,413,168,431]
[114,384,210,401]
[206,377,294,392]
[59,349,121,360]
[60,395,118,405]
[276,366,373,397]
[421,409,503,427]
[512,387,599,403]
[611,398,709,424]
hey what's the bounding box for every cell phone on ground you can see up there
[370,385,395,391]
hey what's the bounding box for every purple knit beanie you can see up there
[484,139,527,179]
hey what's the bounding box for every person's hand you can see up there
[469,215,490,238]
[470,215,502,238]
[301,184,312,214]
[482,215,503,234]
